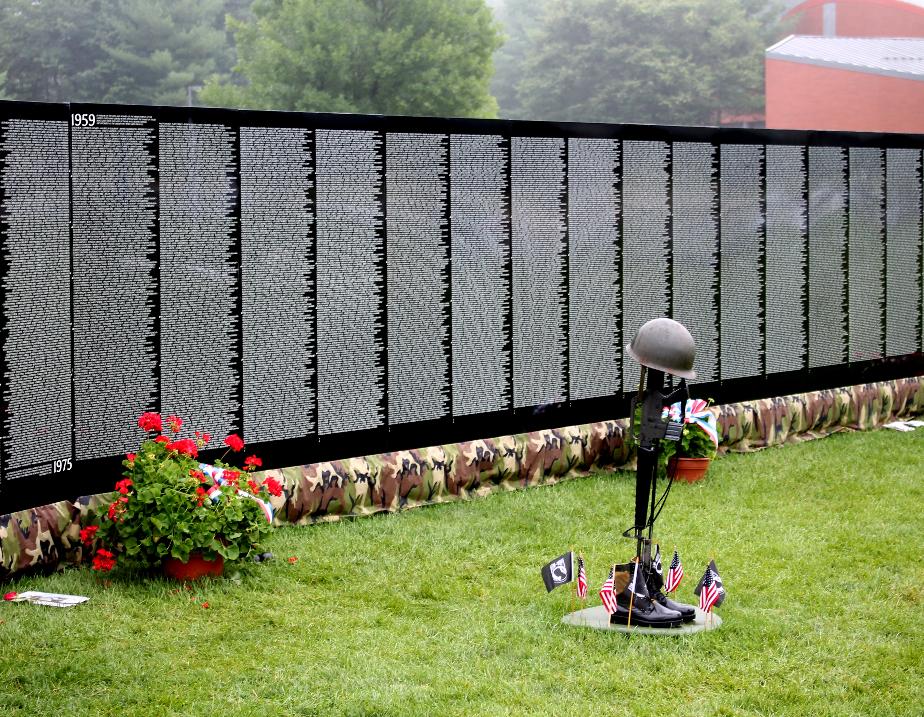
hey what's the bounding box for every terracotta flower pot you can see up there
[668,456,711,483]
[162,552,224,580]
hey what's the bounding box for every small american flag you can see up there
[664,549,684,593]
[599,565,618,613]
[576,555,588,600]
[699,569,721,613]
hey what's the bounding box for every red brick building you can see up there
[766,36,924,131]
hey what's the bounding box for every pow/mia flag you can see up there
[694,559,726,607]
[540,551,574,592]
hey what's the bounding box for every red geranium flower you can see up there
[170,438,198,458]
[244,455,262,471]
[125,452,136,464]
[262,477,283,498]
[154,435,170,445]
[287,556,298,564]
[115,478,133,495]
[137,412,163,433]
[79,525,98,546]
[166,415,183,433]
[91,549,116,572]
[189,469,207,483]
[223,434,244,452]
[224,469,241,486]
[247,479,260,494]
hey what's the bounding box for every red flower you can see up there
[189,469,207,483]
[125,452,136,464]
[202,433,211,444]
[166,415,183,433]
[91,549,116,572]
[107,501,122,520]
[137,412,163,433]
[244,455,262,471]
[223,434,244,452]
[194,485,207,506]
[170,438,198,458]
[3,591,17,601]
[263,477,283,498]
[224,469,241,486]
[115,478,133,495]
[201,602,209,609]
[154,435,170,445]
[79,525,98,546]
[287,556,298,564]
[247,479,260,494]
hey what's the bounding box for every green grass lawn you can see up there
[2,427,922,716]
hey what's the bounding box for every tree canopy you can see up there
[509,0,780,125]
[200,0,502,118]
[0,0,239,105]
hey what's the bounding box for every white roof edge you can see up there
[766,34,797,54]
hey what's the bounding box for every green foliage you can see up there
[2,428,923,715]
[514,0,781,125]
[90,425,274,572]
[0,0,238,104]
[201,0,502,117]
[489,0,551,119]
[93,0,235,106]
[630,398,718,477]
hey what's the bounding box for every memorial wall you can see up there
[0,102,922,508]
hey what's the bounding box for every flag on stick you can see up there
[664,549,684,593]
[576,555,588,600]
[699,568,721,613]
[540,551,574,592]
[694,559,725,606]
[653,545,663,579]
[599,565,618,614]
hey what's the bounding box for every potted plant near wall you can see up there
[660,398,719,482]
[83,412,283,579]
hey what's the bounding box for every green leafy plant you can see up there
[630,398,719,476]
[84,412,282,572]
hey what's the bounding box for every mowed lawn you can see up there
[1,427,922,717]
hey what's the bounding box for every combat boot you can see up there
[644,560,696,623]
[608,562,682,629]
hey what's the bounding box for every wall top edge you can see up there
[3,98,924,148]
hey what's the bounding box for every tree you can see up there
[0,0,109,102]
[489,0,552,119]
[515,0,780,126]
[93,0,234,106]
[0,0,239,105]
[200,0,502,118]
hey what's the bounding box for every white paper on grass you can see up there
[11,591,89,607]
[884,421,924,431]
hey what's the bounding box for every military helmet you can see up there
[626,317,696,380]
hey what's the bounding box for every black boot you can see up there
[644,560,696,623]
[608,562,683,629]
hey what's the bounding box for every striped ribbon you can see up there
[199,463,274,523]
[662,398,719,448]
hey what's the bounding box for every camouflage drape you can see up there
[3,377,922,580]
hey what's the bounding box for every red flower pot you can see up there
[163,553,224,580]
[668,456,711,483]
